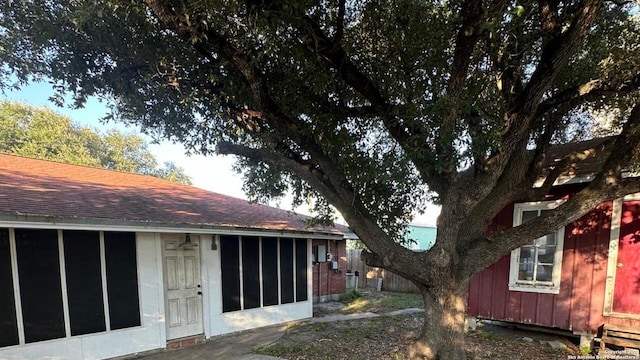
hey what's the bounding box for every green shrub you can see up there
[342,289,363,302]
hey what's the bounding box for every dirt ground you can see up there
[257,296,583,359]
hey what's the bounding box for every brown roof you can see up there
[0,153,348,236]
[543,136,612,178]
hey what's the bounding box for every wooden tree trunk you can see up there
[408,278,468,359]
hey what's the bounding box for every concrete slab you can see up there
[387,308,425,316]
[133,324,288,360]
[309,312,379,323]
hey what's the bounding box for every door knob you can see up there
[197,291,202,295]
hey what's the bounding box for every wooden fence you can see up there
[346,249,419,293]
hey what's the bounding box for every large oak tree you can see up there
[2,1,640,358]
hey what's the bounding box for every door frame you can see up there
[603,196,640,320]
[161,233,205,340]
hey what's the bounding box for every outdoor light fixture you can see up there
[179,233,198,249]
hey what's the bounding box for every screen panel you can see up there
[104,231,140,330]
[279,238,294,304]
[63,230,106,335]
[15,228,65,343]
[0,228,18,347]
[261,238,279,306]
[295,238,308,302]
[242,236,260,309]
[220,235,241,312]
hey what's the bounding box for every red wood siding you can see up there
[312,239,347,298]
[614,201,640,314]
[468,199,640,333]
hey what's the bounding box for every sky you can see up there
[1,81,440,226]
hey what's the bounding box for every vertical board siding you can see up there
[466,200,640,334]
[478,266,494,317]
[492,256,509,321]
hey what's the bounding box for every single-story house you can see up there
[467,137,640,344]
[0,153,350,360]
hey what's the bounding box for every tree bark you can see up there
[409,278,468,359]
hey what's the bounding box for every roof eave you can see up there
[0,213,346,240]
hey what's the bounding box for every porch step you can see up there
[166,335,205,351]
[600,324,640,352]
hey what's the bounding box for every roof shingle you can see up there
[0,153,347,236]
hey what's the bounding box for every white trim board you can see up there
[0,219,344,240]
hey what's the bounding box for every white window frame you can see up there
[509,200,565,294]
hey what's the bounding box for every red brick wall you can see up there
[312,239,347,300]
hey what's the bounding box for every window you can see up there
[241,236,261,309]
[295,238,308,302]
[16,229,66,343]
[279,238,294,304]
[509,202,565,294]
[63,230,106,336]
[220,235,241,312]
[0,228,140,348]
[0,228,18,347]
[104,231,141,330]
[220,235,309,313]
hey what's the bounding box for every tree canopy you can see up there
[2,1,640,358]
[0,101,192,184]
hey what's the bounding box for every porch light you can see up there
[179,233,198,249]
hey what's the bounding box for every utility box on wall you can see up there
[315,244,327,263]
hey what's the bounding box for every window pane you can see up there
[63,230,106,336]
[519,247,534,262]
[0,228,18,347]
[518,261,535,281]
[220,235,241,312]
[521,210,539,223]
[537,246,556,264]
[261,238,278,307]
[280,238,294,304]
[540,233,556,246]
[536,265,554,282]
[295,238,308,302]
[104,232,140,330]
[242,236,260,309]
[15,229,65,343]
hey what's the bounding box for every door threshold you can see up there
[166,334,205,351]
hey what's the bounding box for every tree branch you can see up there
[457,0,605,230]
[436,0,486,189]
[145,1,424,272]
[539,0,561,39]
[536,74,640,117]
[334,0,346,45]
[464,102,640,275]
[216,141,428,279]
[274,8,448,194]
[448,0,486,98]
[502,0,604,148]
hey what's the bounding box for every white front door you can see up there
[162,234,204,340]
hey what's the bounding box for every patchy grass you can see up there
[340,291,423,314]
[256,313,580,360]
[259,292,581,359]
[480,332,498,340]
[256,314,420,360]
